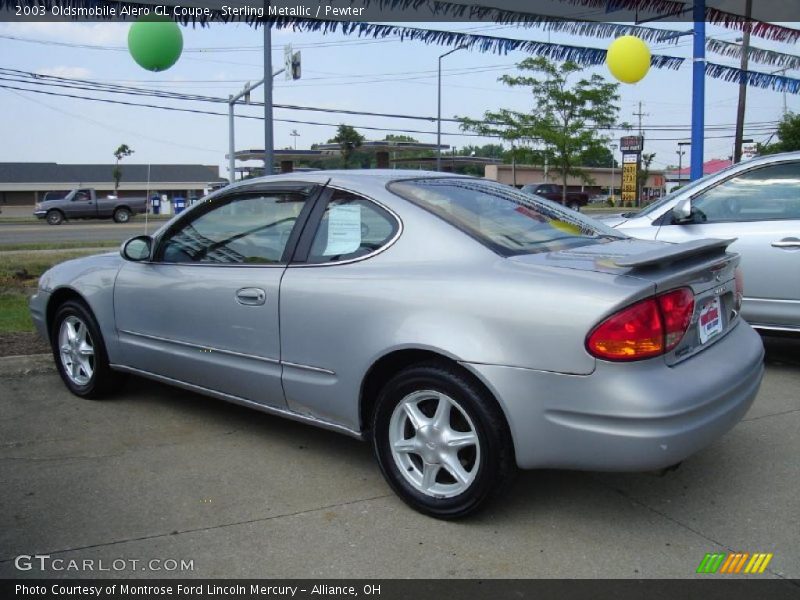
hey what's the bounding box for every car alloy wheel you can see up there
[373,362,515,519]
[46,211,63,225]
[58,315,95,386]
[51,300,120,399]
[389,390,480,498]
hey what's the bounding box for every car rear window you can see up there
[388,177,624,256]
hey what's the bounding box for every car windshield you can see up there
[389,178,625,256]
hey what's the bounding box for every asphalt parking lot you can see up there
[0,336,798,581]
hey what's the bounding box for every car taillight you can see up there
[587,287,695,361]
[734,267,744,312]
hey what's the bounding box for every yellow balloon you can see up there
[606,36,651,84]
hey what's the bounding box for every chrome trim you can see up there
[289,184,404,268]
[749,324,800,333]
[109,364,362,439]
[281,360,336,375]
[118,329,337,374]
[118,329,280,365]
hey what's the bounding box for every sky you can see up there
[0,17,797,179]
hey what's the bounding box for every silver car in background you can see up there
[29,171,764,518]
[604,151,800,333]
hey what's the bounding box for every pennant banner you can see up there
[706,39,800,71]
[706,62,800,95]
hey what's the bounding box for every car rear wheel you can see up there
[113,207,131,223]
[568,201,581,211]
[51,300,119,399]
[46,210,64,225]
[372,362,515,519]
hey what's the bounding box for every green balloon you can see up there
[128,19,183,72]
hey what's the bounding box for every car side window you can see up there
[74,190,91,202]
[690,162,800,223]
[158,191,310,265]
[305,190,398,264]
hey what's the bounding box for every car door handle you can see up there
[235,288,266,306]
[771,238,800,249]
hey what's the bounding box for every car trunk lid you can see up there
[509,238,742,365]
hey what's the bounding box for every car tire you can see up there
[46,210,64,225]
[51,300,119,399]
[113,207,131,223]
[372,362,516,519]
[568,202,581,211]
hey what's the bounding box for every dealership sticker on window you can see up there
[698,296,723,344]
[324,204,362,255]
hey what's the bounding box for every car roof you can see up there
[227,169,464,189]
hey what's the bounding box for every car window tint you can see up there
[692,162,800,223]
[159,191,309,264]
[306,191,398,264]
[389,178,623,256]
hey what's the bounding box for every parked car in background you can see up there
[30,171,764,518]
[34,188,147,225]
[603,151,800,333]
[521,183,590,210]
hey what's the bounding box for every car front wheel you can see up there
[51,300,118,399]
[46,210,64,225]
[372,363,515,519]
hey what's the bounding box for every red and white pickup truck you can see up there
[520,183,590,211]
[34,188,147,225]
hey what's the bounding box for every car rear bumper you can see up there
[464,321,764,471]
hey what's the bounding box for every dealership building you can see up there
[0,162,226,207]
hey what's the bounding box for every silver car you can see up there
[29,171,764,518]
[605,151,800,333]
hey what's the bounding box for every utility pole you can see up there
[633,101,649,138]
[733,0,753,164]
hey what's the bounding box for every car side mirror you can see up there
[121,235,152,262]
[672,198,692,223]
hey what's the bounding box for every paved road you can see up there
[0,336,798,580]
[0,220,165,245]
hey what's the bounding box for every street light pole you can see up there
[263,22,274,176]
[677,141,691,186]
[437,46,467,171]
[610,143,618,204]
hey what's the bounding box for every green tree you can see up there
[460,57,620,204]
[637,152,656,204]
[758,112,800,154]
[580,145,618,168]
[112,144,134,193]
[328,125,364,168]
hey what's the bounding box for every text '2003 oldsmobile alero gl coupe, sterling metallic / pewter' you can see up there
[30,171,765,518]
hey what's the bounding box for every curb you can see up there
[0,354,53,377]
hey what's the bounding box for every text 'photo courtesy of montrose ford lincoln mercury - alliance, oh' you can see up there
[29,171,765,518]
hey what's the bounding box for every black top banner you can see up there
[1,0,800,23]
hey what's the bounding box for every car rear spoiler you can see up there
[614,238,736,269]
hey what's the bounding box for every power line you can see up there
[0,84,776,144]
[0,68,785,133]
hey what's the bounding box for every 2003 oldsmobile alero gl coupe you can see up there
[29,171,765,518]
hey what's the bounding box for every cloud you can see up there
[35,66,93,79]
